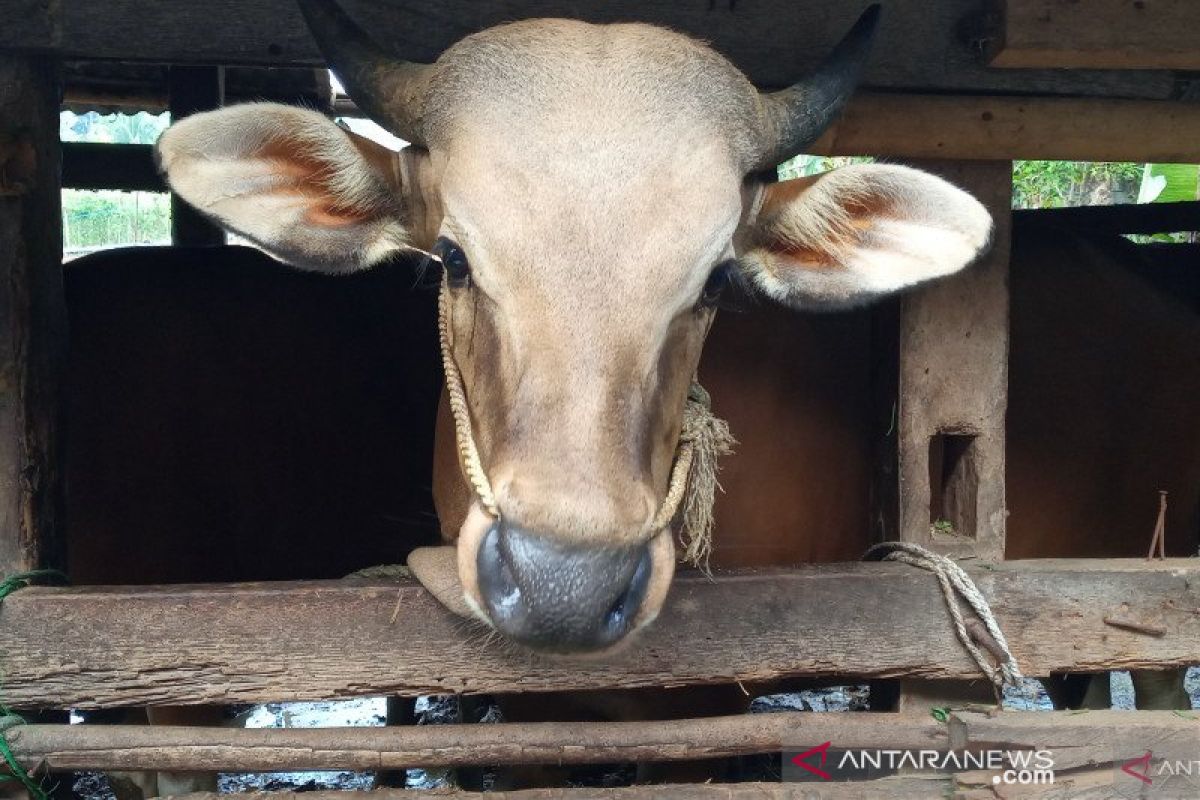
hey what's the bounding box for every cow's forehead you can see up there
[423,18,762,168]
[437,136,741,305]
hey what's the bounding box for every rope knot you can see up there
[864,542,1022,694]
[665,382,737,571]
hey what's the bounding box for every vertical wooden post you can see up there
[0,55,65,581]
[873,160,1013,713]
[897,160,1011,562]
[168,65,225,247]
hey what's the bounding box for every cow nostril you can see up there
[602,546,652,640]
[477,524,524,620]
[475,521,653,651]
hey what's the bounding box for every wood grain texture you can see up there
[810,94,1200,163]
[0,0,1177,99]
[2,560,1198,709]
[988,0,1200,70]
[171,783,950,800]
[7,712,946,771]
[894,162,1011,560]
[9,710,1196,775]
[63,94,1200,195]
[0,56,65,576]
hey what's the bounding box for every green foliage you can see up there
[778,154,874,181]
[1138,163,1199,204]
[60,111,173,254]
[1012,161,1143,209]
[930,519,956,537]
[62,190,171,253]
[60,110,169,145]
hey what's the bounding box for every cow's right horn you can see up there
[752,4,881,172]
[297,0,432,145]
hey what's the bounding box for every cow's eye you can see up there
[434,236,471,288]
[698,260,736,309]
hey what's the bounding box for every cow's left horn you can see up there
[297,0,432,145]
[753,4,881,171]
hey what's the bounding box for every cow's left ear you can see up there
[737,164,992,309]
[156,102,416,273]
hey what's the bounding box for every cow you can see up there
[154,0,992,654]
[62,221,1198,792]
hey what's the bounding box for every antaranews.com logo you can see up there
[783,742,1055,787]
[1115,749,1200,798]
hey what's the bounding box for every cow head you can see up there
[156,0,991,653]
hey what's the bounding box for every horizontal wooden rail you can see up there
[174,783,957,799]
[0,0,1172,100]
[59,95,1200,196]
[7,711,1195,774]
[986,0,1200,70]
[171,769,1189,800]
[1,559,1197,709]
[6,711,934,772]
[62,143,164,193]
[808,94,1200,163]
[334,93,1200,163]
[1015,201,1200,236]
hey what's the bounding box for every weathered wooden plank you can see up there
[173,783,952,800]
[6,712,946,772]
[64,63,330,114]
[0,0,1177,99]
[61,143,164,193]
[168,66,226,247]
[894,161,1011,560]
[9,710,1196,775]
[1014,201,1200,236]
[1,560,1197,709]
[809,94,1200,163]
[0,56,65,576]
[987,0,1200,70]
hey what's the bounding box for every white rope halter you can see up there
[436,276,735,567]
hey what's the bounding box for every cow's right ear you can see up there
[156,102,414,273]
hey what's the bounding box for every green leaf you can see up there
[1138,163,1199,204]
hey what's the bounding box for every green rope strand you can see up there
[0,570,68,604]
[0,570,68,799]
[0,711,48,800]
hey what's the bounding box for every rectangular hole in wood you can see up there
[928,432,978,539]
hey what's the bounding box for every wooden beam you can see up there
[1015,201,1200,236]
[7,710,1195,774]
[1,560,1198,709]
[168,66,225,246]
[894,161,1011,561]
[987,0,1200,70]
[4,712,944,772]
[0,56,66,577]
[0,0,1176,99]
[169,783,953,800]
[63,64,331,115]
[809,94,1200,163]
[166,772,1191,800]
[61,143,164,193]
[330,92,1200,163]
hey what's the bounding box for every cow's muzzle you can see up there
[476,520,653,652]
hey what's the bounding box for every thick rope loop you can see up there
[864,542,1022,693]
